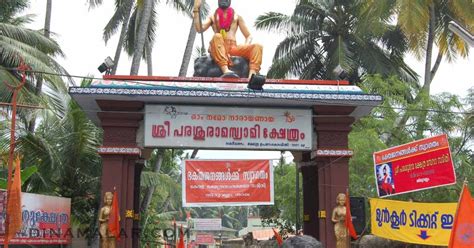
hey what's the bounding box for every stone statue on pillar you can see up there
[99,192,116,248]
[331,193,349,248]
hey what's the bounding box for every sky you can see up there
[25,1,473,161]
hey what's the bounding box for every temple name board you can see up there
[144,105,312,150]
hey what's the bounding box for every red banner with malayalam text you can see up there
[182,160,274,206]
[373,134,456,197]
[0,191,71,245]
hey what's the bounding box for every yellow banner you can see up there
[370,198,457,246]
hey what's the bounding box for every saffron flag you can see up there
[448,184,474,247]
[4,157,22,246]
[272,228,283,246]
[177,225,185,248]
[345,190,358,240]
[108,190,120,241]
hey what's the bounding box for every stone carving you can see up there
[193,56,249,78]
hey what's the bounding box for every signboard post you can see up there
[144,105,312,150]
[373,134,456,197]
[182,160,274,207]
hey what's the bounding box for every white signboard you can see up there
[193,218,222,231]
[144,105,312,150]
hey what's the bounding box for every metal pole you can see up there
[295,163,300,232]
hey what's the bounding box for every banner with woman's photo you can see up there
[373,134,456,197]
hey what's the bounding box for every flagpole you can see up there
[4,60,29,248]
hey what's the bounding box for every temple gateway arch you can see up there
[70,75,381,247]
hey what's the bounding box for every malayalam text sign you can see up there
[195,233,215,244]
[193,218,221,231]
[370,198,456,246]
[182,160,274,207]
[373,134,456,197]
[0,191,71,245]
[144,105,312,150]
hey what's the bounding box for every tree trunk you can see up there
[180,22,199,158]
[29,0,52,132]
[130,0,153,75]
[44,0,52,38]
[111,0,134,75]
[388,3,441,143]
[146,42,153,76]
[415,2,436,139]
[178,21,197,77]
[140,149,164,214]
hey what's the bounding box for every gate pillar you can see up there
[301,106,355,247]
[97,100,144,248]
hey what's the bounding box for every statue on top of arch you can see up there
[192,0,263,79]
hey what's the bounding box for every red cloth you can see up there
[345,190,358,240]
[4,157,22,246]
[272,228,283,246]
[216,7,234,31]
[448,184,474,247]
[108,191,121,241]
[177,225,185,248]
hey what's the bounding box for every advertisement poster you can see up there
[373,134,456,197]
[370,198,456,246]
[0,191,71,245]
[182,160,274,207]
[144,105,312,151]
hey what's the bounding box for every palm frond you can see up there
[0,23,64,56]
[103,0,134,43]
[255,12,291,33]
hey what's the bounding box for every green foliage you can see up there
[0,165,37,189]
[255,0,417,82]
[259,161,302,232]
[349,75,473,202]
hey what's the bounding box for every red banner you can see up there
[182,160,274,206]
[0,191,71,245]
[195,233,215,244]
[373,134,456,197]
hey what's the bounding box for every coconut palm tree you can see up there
[360,0,472,139]
[255,0,417,82]
[128,0,196,75]
[0,0,70,133]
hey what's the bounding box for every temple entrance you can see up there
[70,75,381,247]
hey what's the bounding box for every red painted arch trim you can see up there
[103,75,350,85]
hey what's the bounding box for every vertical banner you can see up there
[182,160,274,207]
[370,198,456,246]
[373,134,456,197]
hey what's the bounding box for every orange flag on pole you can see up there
[448,184,474,247]
[272,228,283,246]
[108,190,120,241]
[177,225,185,248]
[345,190,358,240]
[4,156,22,246]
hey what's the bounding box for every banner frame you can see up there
[373,134,456,198]
[181,159,274,207]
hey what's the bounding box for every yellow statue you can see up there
[331,193,349,248]
[99,192,116,248]
[193,0,263,78]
